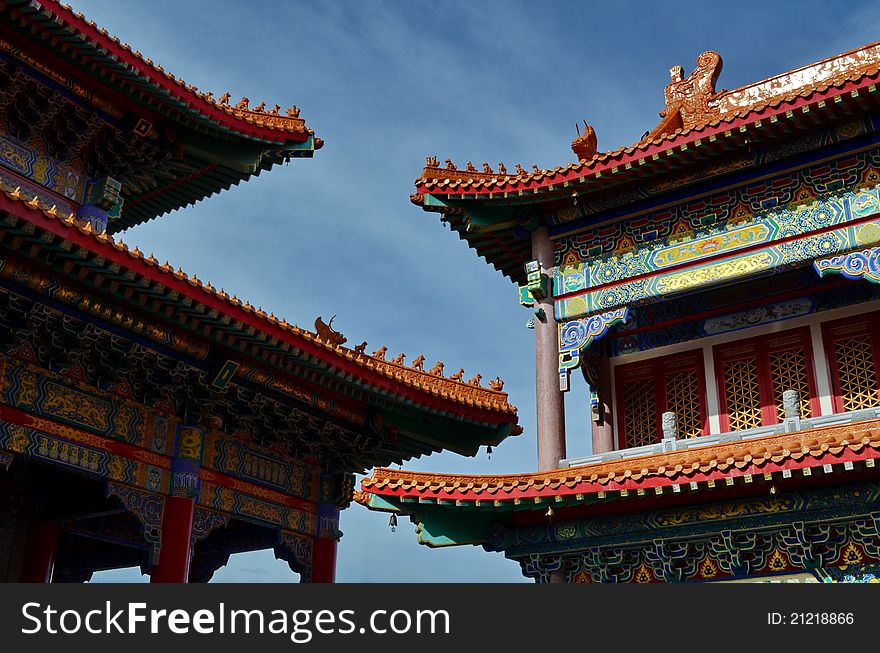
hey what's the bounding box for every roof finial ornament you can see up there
[253,101,266,113]
[652,51,724,138]
[218,92,231,106]
[426,156,439,168]
[450,368,464,382]
[391,353,406,365]
[515,163,526,175]
[314,315,346,346]
[482,163,493,173]
[489,377,505,391]
[286,105,301,118]
[235,96,249,110]
[372,346,388,360]
[412,355,426,371]
[445,159,457,171]
[269,104,281,115]
[466,161,476,172]
[468,373,483,387]
[571,120,598,161]
[429,361,445,377]
[498,162,507,174]
[354,341,367,354]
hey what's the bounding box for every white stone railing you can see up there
[560,400,880,468]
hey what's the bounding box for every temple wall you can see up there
[608,300,880,448]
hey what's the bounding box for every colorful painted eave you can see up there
[6,0,318,146]
[0,184,520,429]
[411,40,880,200]
[358,418,880,510]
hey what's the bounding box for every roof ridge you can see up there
[412,38,880,196]
[23,1,315,140]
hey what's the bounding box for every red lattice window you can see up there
[823,313,880,413]
[715,327,820,432]
[615,351,707,448]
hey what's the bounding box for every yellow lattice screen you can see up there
[666,369,702,438]
[834,335,879,411]
[722,358,763,431]
[769,348,812,421]
[622,378,656,448]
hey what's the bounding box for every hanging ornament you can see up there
[389,513,398,532]
[487,445,493,460]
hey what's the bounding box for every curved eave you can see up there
[109,138,320,232]
[415,79,880,283]
[0,185,520,433]
[359,418,880,513]
[414,67,880,200]
[8,0,315,145]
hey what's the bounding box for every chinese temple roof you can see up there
[358,417,880,515]
[412,40,880,282]
[1,0,322,230]
[0,181,520,466]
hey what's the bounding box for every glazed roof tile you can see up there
[413,40,880,197]
[9,0,316,144]
[0,181,518,422]
[359,418,880,505]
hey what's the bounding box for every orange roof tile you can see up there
[0,181,517,421]
[413,40,880,197]
[359,418,880,505]
[15,1,316,142]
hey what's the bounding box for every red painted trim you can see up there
[32,1,310,144]
[366,445,879,503]
[417,72,880,198]
[0,194,515,425]
[555,210,880,305]
[613,277,853,340]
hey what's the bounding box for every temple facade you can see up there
[0,0,519,583]
[360,40,880,582]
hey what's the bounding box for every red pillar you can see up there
[311,537,337,583]
[532,226,566,471]
[591,351,615,454]
[21,520,60,583]
[151,496,195,583]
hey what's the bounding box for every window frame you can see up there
[614,349,708,449]
[714,326,821,432]
[822,311,880,413]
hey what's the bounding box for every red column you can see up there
[532,226,566,471]
[22,520,60,583]
[311,537,337,583]
[591,351,615,454]
[151,496,195,583]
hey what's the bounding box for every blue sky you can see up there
[76,0,880,582]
